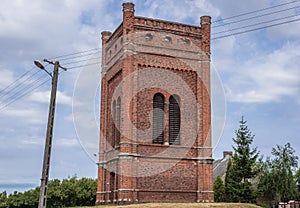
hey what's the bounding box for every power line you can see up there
[0,66,36,95]
[3,1,300,110]
[62,56,100,66]
[213,0,300,23]
[0,73,48,105]
[212,13,300,36]
[49,47,100,60]
[59,51,100,62]
[213,4,300,28]
[212,17,300,40]
[67,61,101,70]
[0,56,100,109]
[0,69,43,100]
[0,63,50,101]
[0,77,50,111]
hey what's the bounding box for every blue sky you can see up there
[0,0,300,193]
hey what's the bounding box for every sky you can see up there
[0,0,300,193]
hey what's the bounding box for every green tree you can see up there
[214,176,225,202]
[47,176,97,208]
[22,187,39,207]
[256,157,275,204]
[1,177,97,208]
[47,179,64,208]
[6,191,23,208]
[5,188,38,208]
[258,143,298,203]
[226,117,259,202]
[224,159,240,202]
[0,191,7,208]
[295,168,300,200]
[272,143,298,202]
[75,178,97,206]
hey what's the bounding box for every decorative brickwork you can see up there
[96,2,213,205]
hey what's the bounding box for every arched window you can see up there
[169,95,180,145]
[116,97,121,145]
[152,93,165,144]
[112,100,116,147]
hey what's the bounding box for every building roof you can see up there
[213,152,232,181]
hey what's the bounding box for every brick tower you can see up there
[96,3,213,204]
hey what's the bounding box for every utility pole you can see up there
[34,59,66,208]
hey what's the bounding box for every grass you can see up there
[70,203,262,208]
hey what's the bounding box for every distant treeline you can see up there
[0,177,96,208]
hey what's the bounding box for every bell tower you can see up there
[96,3,213,205]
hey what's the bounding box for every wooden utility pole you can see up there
[34,59,66,208]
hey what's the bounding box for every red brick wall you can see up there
[96,2,213,205]
[138,191,196,203]
[137,160,197,190]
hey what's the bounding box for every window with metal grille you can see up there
[152,93,165,144]
[169,95,180,145]
[116,97,121,145]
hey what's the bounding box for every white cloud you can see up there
[22,138,43,146]
[0,107,40,117]
[1,0,300,191]
[0,69,14,88]
[211,0,269,20]
[138,0,220,24]
[55,138,79,147]
[225,41,300,103]
[0,106,47,124]
[0,0,111,69]
[28,90,72,105]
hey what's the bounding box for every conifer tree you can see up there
[214,176,225,202]
[226,117,259,202]
[224,158,240,202]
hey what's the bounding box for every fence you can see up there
[278,201,300,208]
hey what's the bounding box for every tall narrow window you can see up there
[112,100,116,147]
[152,93,165,144]
[109,172,115,203]
[169,95,180,145]
[116,97,121,146]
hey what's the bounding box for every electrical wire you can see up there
[0,77,50,111]
[0,69,42,99]
[212,0,300,23]
[3,1,300,109]
[0,66,36,95]
[58,51,100,62]
[49,47,100,60]
[212,13,300,36]
[0,73,49,104]
[212,16,300,40]
[213,4,300,28]
[62,56,100,66]
[67,61,101,70]
[0,63,50,101]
